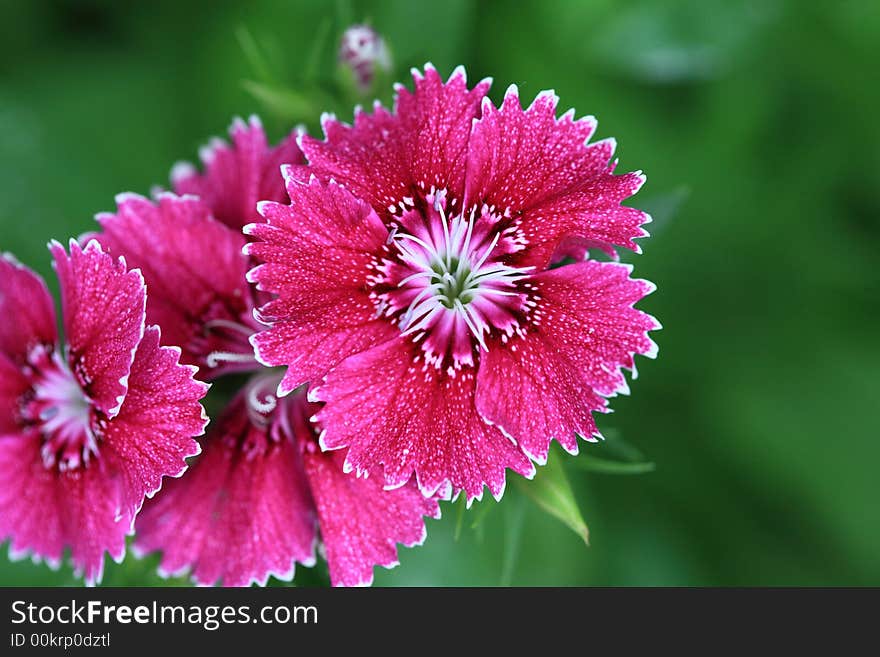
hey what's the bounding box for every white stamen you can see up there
[205,351,258,368]
[454,299,488,352]
[382,197,532,360]
[247,385,277,415]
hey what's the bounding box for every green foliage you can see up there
[571,455,656,476]
[515,450,590,546]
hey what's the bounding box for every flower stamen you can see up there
[205,350,258,368]
[378,196,532,367]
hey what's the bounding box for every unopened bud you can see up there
[339,25,391,91]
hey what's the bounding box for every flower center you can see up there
[373,191,533,369]
[24,347,98,472]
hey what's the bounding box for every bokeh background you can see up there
[1,0,878,586]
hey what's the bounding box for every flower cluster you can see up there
[99,118,438,587]
[0,63,658,586]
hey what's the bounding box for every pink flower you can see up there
[0,241,208,585]
[171,115,304,231]
[97,120,282,383]
[98,118,297,381]
[98,192,257,380]
[246,65,660,502]
[134,376,439,587]
[98,118,439,586]
[339,24,392,91]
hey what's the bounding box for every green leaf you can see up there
[570,454,656,475]
[598,428,648,462]
[303,18,333,83]
[453,493,466,542]
[241,81,331,126]
[454,492,498,543]
[515,455,589,546]
[469,495,497,530]
[499,495,526,586]
[236,26,275,85]
[572,429,656,475]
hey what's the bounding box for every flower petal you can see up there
[134,392,317,587]
[0,253,57,362]
[294,65,490,215]
[0,431,127,586]
[0,353,29,434]
[97,193,251,377]
[0,432,65,571]
[476,261,659,463]
[172,116,303,230]
[247,179,398,395]
[102,326,207,525]
[58,462,130,586]
[50,239,146,418]
[314,338,535,501]
[465,88,650,268]
[304,450,439,587]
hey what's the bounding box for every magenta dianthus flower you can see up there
[0,241,208,584]
[98,118,438,586]
[171,115,304,232]
[246,65,660,502]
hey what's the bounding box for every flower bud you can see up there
[339,24,391,91]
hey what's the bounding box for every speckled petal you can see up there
[476,261,659,463]
[102,326,207,524]
[465,87,650,268]
[134,392,317,587]
[0,431,127,586]
[0,254,57,363]
[304,450,439,587]
[314,338,534,501]
[246,179,398,395]
[50,239,146,418]
[97,193,251,377]
[293,65,490,216]
[172,116,303,230]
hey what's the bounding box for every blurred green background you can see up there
[1,0,878,586]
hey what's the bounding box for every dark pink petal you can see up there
[246,179,398,395]
[465,87,650,268]
[0,354,29,434]
[304,450,439,587]
[314,338,535,501]
[50,239,146,418]
[97,193,251,376]
[0,433,65,571]
[294,65,490,215]
[134,394,316,587]
[102,326,207,524]
[476,261,659,463]
[57,462,131,585]
[172,116,303,230]
[0,432,128,586]
[0,254,57,362]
